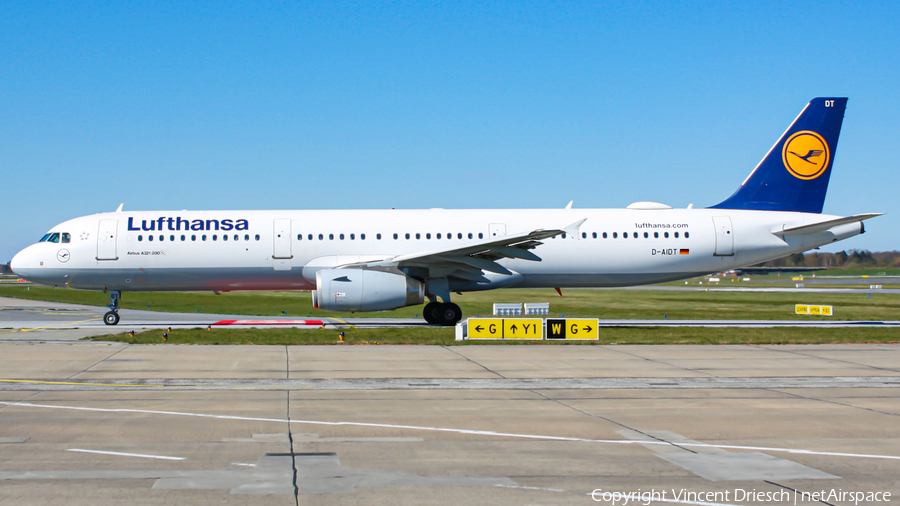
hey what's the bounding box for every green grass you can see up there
[88,326,900,346]
[1,284,898,321]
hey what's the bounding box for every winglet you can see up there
[565,201,574,210]
[115,203,124,213]
[564,219,587,239]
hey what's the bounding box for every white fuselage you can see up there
[11,207,862,293]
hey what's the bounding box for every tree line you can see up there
[755,250,900,268]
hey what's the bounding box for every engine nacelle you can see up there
[314,269,425,312]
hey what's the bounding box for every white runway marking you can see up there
[4,401,897,462]
[496,484,565,492]
[67,448,184,460]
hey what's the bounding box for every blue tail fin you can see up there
[710,97,847,214]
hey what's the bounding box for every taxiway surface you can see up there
[2,338,900,504]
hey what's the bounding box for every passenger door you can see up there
[712,216,734,256]
[96,220,118,261]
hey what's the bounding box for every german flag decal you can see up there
[679,249,690,255]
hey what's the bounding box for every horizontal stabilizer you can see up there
[775,213,883,236]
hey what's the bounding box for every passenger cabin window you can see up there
[202,235,207,241]
[319,234,324,240]
[340,234,345,240]
[674,232,679,238]
[685,232,690,238]
[138,235,143,241]
[644,232,648,238]
[307,234,313,240]
[223,235,228,241]
[654,232,659,238]
[192,235,197,241]
[592,232,597,239]
[361,233,366,240]
[613,232,617,238]
[664,232,669,238]
[255,234,260,241]
[603,232,608,239]
[149,235,154,242]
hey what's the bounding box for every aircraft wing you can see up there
[342,220,586,282]
[775,213,883,236]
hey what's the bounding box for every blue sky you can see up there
[2,1,898,262]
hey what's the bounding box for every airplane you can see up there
[10,97,881,326]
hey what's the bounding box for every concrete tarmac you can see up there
[2,342,900,505]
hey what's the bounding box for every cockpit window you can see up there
[40,233,61,243]
[61,233,71,243]
[40,233,52,242]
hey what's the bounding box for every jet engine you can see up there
[313,269,425,312]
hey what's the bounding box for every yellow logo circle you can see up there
[782,130,830,180]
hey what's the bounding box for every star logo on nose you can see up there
[80,232,90,241]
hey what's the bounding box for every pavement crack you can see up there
[66,344,132,379]
[286,391,299,505]
[769,388,900,418]
[754,345,900,373]
[440,346,507,378]
[528,390,697,454]
[599,345,718,378]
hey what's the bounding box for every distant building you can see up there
[0,263,11,275]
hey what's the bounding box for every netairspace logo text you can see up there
[590,487,891,505]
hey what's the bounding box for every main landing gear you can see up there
[423,301,462,326]
[103,290,121,326]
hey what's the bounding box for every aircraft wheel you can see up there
[436,303,462,327]
[423,302,441,325]
[103,311,120,326]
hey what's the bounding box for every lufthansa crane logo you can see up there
[782,130,830,180]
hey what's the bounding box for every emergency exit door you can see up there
[273,219,292,259]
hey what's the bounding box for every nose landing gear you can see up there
[103,290,121,326]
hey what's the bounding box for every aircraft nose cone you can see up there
[10,248,30,277]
